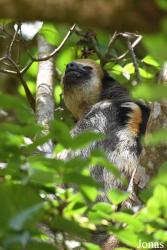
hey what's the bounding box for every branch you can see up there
[79,30,142,73]
[102,32,119,65]
[0,23,75,113]
[38,24,76,61]
[35,36,55,154]
[6,57,36,111]
[112,34,142,61]
[0,68,17,75]
[124,34,141,83]
[7,23,19,56]
[140,63,167,178]
[0,0,165,33]
[21,24,76,74]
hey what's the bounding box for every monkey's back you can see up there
[71,99,143,200]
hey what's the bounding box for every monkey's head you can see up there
[61,59,104,119]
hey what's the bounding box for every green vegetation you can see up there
[0,14,167,250]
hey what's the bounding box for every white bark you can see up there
[36,36,55,153]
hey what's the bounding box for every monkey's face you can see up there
[63,61,92,86]
[62,59,104,119]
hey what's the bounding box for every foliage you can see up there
[0,17,167,250]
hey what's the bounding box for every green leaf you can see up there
[123,63,134,74]
[51,120,72,147]
[142,55,160,68]
[25,134,52,153]
[0,122,40,137]
[71,131,105,150]
[83,242,101,250]
[28,166,60,186]
[3,231,30,248]
[63,173,98,187]
[132,83,167,101]
[107,188,129,205]
[0,92,33,122]
[28,241,57,250]
[0,183,41,232]
[110,64,123,75]
[145,185,167,219]
[80,185,98,201]
[153,185,167,208]
[139,68,154,79]
[151,162,167,186]
[52,216,89,239]
[111,212,145,231]
[9,203,44,231]
[113,229,139,248]
[0,92,27,110]
[64,157,90,172]
[89,202,113,223]
[154,230,167,242]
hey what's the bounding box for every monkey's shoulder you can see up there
[72,99,150,140]
[117,101,150,137]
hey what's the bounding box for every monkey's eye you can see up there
[83,66,92,70]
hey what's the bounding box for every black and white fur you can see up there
[60,59,150,245]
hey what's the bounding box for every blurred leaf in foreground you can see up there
[132,83,167,101]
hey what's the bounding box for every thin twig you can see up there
[0,68,17,75]
[7,57,35,111]
[125,34,141,83]
[21,58,35,74]
[2,25,17,39]
[113,34,142,61]
[20,75,36,111]
[89,34,103,61]
[37,24,76,61]
[21,24,76,74]
[0,56,6,63]
[102,31,119,65]
[1,23,76,112]
[7,24,19,56]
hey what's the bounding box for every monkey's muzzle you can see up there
[64,62,91,86]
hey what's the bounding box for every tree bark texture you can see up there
[36,36,55,153]
[141,63,167,177]
[0,0,165,33]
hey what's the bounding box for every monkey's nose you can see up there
[66,62,79,72]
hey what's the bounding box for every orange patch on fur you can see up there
[128,106,142,136]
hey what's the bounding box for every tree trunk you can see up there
[141,63,167,177]
[36,36,55,153]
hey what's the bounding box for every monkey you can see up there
[59,58,150,246]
